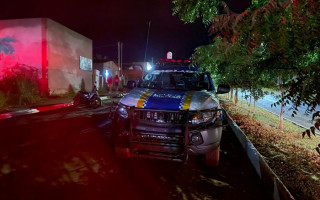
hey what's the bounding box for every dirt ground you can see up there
[222,101,320,200]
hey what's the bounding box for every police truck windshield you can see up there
[140,71,211,91]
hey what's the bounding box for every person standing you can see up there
[114,75,120,91]
[107,75,113,92]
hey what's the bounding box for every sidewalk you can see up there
[0,90,126,120]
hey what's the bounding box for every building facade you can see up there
[0,18,93,95]
[122,62,151,84]
[93,61,119,89]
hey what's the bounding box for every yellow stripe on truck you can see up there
[182,91,195,110]
[137,90,151,108]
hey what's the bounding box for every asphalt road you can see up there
[238,91,320,133]
[0,103,269,200]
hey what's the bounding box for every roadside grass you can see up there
[56,92,76,98]
[220,96,320,200]
[223,96,319,150]
[0,92,74,113]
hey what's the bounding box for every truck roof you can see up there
[154,59,198,72]
[153,65,198,72]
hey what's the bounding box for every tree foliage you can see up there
[173,0,320,153]
[172,0,221,24]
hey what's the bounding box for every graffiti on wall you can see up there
[0,20,43,80]
[0,37,16,56]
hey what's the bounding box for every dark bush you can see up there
[0,91,6,108]
[0,65,42,106]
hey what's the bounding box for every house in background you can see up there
[93,60,119,90]
[92,61,151,90]
[122,62,151,84]
[0,18,93,95]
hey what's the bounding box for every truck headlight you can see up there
[189,111,222,125]
[118,105,129,118]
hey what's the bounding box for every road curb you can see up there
[0,96,111,120]
[100,96,109,100]
[0,102,74,120]
[224,109,295,200]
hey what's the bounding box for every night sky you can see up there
[0,0,250,62]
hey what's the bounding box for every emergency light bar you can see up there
[158,58,192,63]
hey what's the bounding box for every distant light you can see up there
[146,63,152,71]
[105,70,109,78]
[167,52,172,59]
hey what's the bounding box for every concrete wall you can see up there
[47,19,92,94]
[0,18,43,79]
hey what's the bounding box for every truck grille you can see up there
[130,132,185,156]
[134,110,187,124]
[134,133,184,144]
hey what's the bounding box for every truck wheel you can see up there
[205,146,220,167]
[114,144,131,158]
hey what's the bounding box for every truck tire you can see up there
[205,146,220,167]
[114,144,131,158]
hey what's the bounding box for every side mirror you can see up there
[216,84,230,94]
[127,80,136,89]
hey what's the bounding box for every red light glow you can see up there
[0,19,48,93]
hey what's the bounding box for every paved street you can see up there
[238,91,320,133]
[0,103,269,200]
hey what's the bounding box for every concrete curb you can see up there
[100,96,109,100]
[0,96,111,120]
[224,109,295,200]
[0,102,74,120]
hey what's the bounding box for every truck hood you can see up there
[120,88,220,111]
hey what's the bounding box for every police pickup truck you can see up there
[112,60,230,166]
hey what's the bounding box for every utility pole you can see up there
[118,42,123,76]
[117,41,123,76]
[144,20,151,69]
[121,42,123,76]
[118,41,120,75]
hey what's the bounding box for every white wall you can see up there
[47,18,93,94]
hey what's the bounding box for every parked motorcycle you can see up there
[73,90,101,108]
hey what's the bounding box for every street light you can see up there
[105,70,109,78]
[146,62,152,71]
